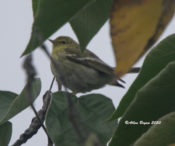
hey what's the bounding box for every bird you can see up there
[49,36,125,93]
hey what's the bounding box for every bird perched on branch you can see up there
[50,36,125,93]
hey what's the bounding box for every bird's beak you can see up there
[48,39,54,43]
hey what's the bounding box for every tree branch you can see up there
[12,55,53,146]
[12,91,52,146]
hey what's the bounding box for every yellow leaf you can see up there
[110,0,175,77]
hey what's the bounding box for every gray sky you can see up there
[0,1,175,145]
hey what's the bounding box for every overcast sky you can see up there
[0,1,175,146]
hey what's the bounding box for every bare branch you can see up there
[12,55,53,146]
[12,90,52,146]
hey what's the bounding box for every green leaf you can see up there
[0,91,18,120]
[111,34,175,120]
[134,112,175,146]
[32,0,40,17]
[0,122,12,146]
[46,92,115,146]
[109,61,175,146]
[22,0,96,56]
[70,0,113,50]
[0,78,41,125]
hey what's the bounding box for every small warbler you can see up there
[50,36,124,93]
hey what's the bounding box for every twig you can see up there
[65,89,84,143]
[12,91,52,146]
[24,55,50,139]
[49,77,55,91]
[12,55,53,146]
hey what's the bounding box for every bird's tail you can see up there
[111,67,140,88]
[110,78,125,88]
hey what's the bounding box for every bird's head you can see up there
[49,36,78,50]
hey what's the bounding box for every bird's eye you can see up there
[60,41,66,44]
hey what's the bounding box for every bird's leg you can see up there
[56,78,62,91]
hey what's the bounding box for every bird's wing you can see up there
[65,48,114,75]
